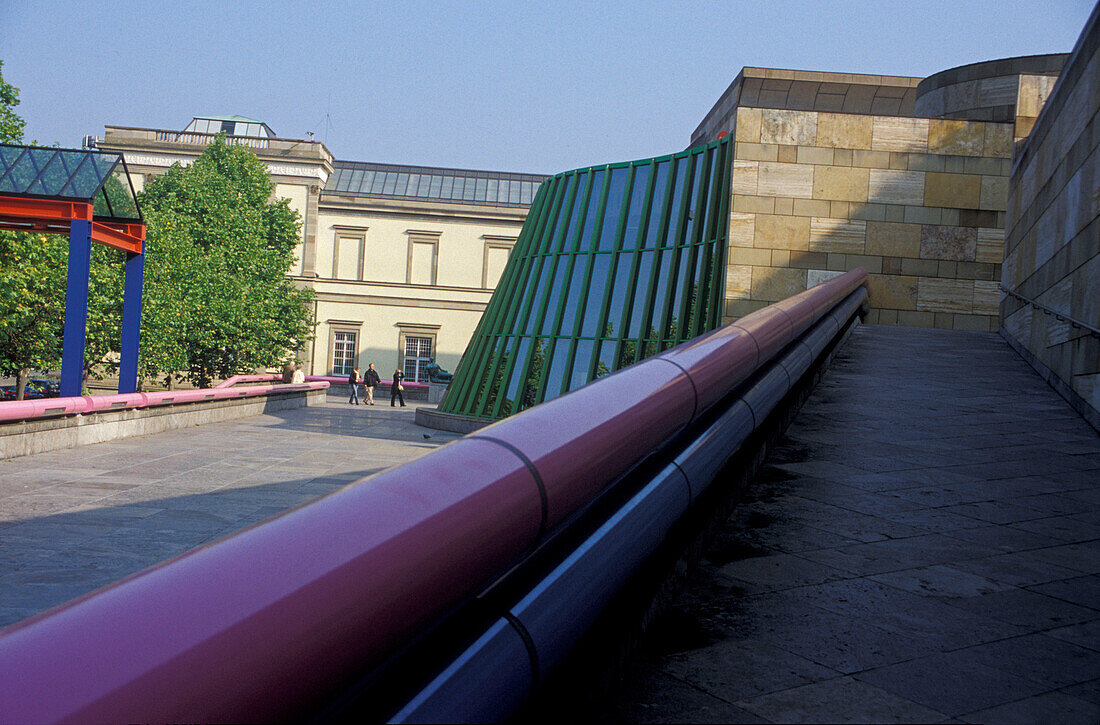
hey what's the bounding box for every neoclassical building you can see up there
[95,51,1085,411]
[93,119,545,382]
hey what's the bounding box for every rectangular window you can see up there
[336,235,363,280]
[403,336,433,383]
[406,233,440,285]
[484,244,512,288]
[333,331,357,376]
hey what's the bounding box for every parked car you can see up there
[1,379,60,400]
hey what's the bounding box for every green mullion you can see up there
[702,140,731,331]
[532,172,594,400]
[499,175,572,413]
[685,148,716,338]
[478,182,559,417]
[558,167,612,392]
[589,162,647,381]
[532,174,586,402]
[450,184,549,412]
[637,152,692,363]
[655,154,697,348]
[674,151,708,341]
[486,176,569,417]
[710,138,733,330]
[467,256,534,415]
[699,141,734,334]
[611,157,660,369]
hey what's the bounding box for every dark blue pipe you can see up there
[391,288,868,724]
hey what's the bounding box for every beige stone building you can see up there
[691,56,1068,332]
[93,118,545,382]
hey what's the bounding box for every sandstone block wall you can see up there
[725,107,1013,331]
[1002,6,1100,427]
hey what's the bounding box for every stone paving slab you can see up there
[610,325,1100,723]
[0,399,460,629]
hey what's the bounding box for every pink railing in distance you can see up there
[0,270,868,722]
[0,380,329,424]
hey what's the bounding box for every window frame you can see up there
[327,320,363,376]
[405,229,441,286]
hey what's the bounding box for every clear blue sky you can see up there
[1,1,1094,174]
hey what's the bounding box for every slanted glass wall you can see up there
[440,136,731,420]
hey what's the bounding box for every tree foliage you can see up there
[0,60,24,144]
[138,137,314,387]
[0,60,313,392]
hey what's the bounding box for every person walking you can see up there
[348,367,361,405]
[391,368,406,407]
[364,363,381,406]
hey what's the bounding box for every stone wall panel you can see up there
[871,117,929,152]
[868,169,925,205]
[757,162,814,198]
[760,109,817,145]
[924,172,982,208]
[755,214,811,250]
[809,217,867,253]
[812,166,870,202]
[921,225,978,261]
[866,221,921,257]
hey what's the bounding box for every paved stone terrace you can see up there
[0,399,459,629]
[611,324,1100,723]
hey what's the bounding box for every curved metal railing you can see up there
[0,269,868,722]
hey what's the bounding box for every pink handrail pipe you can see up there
[0,270,867,722]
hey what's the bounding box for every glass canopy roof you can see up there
[0,143,142,222]
[326,160,547,208]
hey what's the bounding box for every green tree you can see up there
[0,61,60,400]
[0,61,24,143]
[138,136,314,387]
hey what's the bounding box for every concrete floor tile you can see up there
[1028,574,1100,610]
[1011,515,1100,542]
[1061,678,1100,706]
[943,524,1064,553]
[1045,618,1100,651]
[855,652,1051,716]
[715,552,850,594]
[952,550,1086,587]
[944,587,1099,631]
[869,564,1014,599]
[609,667,769,724]
[659,638,839,702]
[958,690,1100,724]
[736,676,948,723]
[786,578,1026,649]
[959,633,1100,688]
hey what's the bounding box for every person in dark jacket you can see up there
[364,363,381,406]
[348,367,361,405]
[391,369,406,407]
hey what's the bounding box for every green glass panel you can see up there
[59,153,108,198]
[622,164,651,251]
[0,147,51,193]
[641,161,670,249]
[596,167,628,251]
[541,340,571,402]
[627,250,655,338]
[444,137,730,420]
[26,151,70,196]
[580,253,611,337]
[102,164,141,220]
[604,252,634,339]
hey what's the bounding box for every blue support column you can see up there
[118,251,145,394]
[60,219,92,398]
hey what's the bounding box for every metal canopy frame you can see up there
[0,143,147,397]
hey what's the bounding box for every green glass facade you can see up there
[440,136,731,420]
